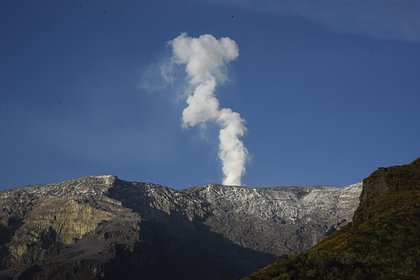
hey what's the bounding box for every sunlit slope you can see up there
[245,158,420,280]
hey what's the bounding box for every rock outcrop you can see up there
[245,158,420,280]
[0,175,361,280]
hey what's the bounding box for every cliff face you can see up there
[0,176,361,280]
[245,158,420,280]
[186,183,361,255]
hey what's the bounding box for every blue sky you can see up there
[1,0,419,189]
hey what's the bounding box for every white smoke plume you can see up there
[170,33,248,185]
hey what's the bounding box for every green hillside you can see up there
[245,158,420,280]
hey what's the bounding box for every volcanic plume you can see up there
[170,33,248,185]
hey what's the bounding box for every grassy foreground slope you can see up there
[245,158,420,280]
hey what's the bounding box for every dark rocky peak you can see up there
[360,157,420,201]
[354,157,420,223]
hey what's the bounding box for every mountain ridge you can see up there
[1,174,358,192]
[0,175,362,280]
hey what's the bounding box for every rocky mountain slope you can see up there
[245,158,420,280]
[0,176,361,280]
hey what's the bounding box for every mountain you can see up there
[0,176,361,280]
[245,158,420,280]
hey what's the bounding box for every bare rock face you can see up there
[187,183,361,255]
[0,176,361,280]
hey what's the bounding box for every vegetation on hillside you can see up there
[245,158,420,280]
